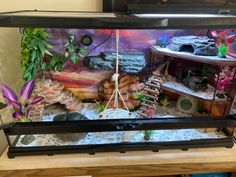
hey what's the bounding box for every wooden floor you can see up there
[1,146,236,177]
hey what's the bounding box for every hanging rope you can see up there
[100,30,129,118]
[114,29,120,109]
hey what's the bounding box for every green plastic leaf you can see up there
[79,48,88,57]
[134,92,145,101]
[57,64,64,72]
[45,49,53,56]
[36,51,42,60]
[70,54,79,64]
[67,45,76,53]
[23,70,31,80]
[38,42,47,56]
[32,66,38,79]
[31,50,36,61]
[20,117,30,123]
[27,63,34,70]
[143,130,154,137]
[41,63,47,70]
[50,59,56,67]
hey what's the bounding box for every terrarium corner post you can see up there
[208,67,220,118]
[221,66,235,116]
[0,111,13,148]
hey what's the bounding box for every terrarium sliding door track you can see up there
[3,115,236,158]
[7,138,234,158]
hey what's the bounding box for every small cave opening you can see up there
[43,102,68,115]
[180,45,194,53]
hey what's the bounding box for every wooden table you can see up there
[1,146,236,177]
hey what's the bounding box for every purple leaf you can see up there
[30,96,44,106]
[1,84,18,103]
[20,80,35,101]
[26,109,31,118]
[4,97,21,110]
[12,111,23,119]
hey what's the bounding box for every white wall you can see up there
[0,0,102,12]
[0,28,22,156]
[0,0,102,156]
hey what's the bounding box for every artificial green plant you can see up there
[134,92,149,101]
[197,103,208,114]
[20,28,53,81]
[45,54,67,72]
[64,35,88,64]
[212,31,235,58]
[143,130,154,141]
[96,102,105,113]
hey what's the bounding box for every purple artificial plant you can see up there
[211,31,235,58]
[215,66,234,99]
[1,80,44,122]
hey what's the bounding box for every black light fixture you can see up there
[133,13,236,18]
[103,0,236,20]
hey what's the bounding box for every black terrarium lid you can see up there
[105,0,236,13]
[1,9,236,28]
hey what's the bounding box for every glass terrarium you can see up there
[1,1,236,158]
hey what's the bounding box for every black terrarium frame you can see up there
[1,1,236,158]
[3,116,236,158]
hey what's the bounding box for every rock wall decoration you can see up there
[49,70,112,100]
[30,79,84,119]
[98,75,145,110]
[84,52,146,74]
[45,29,227,102]
[168,36,218,56]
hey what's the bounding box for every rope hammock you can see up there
[99,30,130,118]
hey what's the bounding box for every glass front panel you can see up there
[1,28,236,148]
[11,129,227,147]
